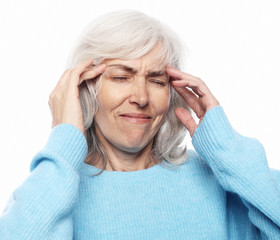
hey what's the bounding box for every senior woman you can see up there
[1,10,280,240]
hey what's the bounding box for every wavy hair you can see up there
[66,10,190,175]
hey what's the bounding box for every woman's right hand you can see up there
[48,59,106,135]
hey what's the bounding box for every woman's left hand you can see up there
[166,65,219,137]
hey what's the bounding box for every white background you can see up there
[0,0,279,210]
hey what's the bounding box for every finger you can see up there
[79,64,106,85]
[167,66,210,97]
[54,59,94,88]
[174,107,197,137]
[64,59,95,87]
[167,65,201,84]
[172,83,204,118]
[72,59,94,77]
[171,80,204,98]
[167,65,219,112]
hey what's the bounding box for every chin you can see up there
[117,143,147,153]
[116,138,153,154]
[117,129,159,153]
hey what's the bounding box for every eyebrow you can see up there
[107,64,168,78]
[107,64,137,73]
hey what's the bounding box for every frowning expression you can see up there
[94,46,170,153]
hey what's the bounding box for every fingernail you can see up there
[96,63,105,68]
[98,64,106,72]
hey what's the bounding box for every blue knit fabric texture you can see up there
[1,106,280,239]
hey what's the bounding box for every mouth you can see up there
[119,113,152,124]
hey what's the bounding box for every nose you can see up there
[129,78,149,107]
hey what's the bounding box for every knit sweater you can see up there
[0,106,280,239]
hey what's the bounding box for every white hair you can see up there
[66,10,190,175]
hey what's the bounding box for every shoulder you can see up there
[185,149,210,170]
[271,169,280,188]
[177,149,217,182]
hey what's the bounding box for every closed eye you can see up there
[112,77,129,80]
[150,80,167,86]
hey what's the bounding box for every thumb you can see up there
[174,107,197,137]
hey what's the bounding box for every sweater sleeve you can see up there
[192,106,280,239]
[0,124,88,240]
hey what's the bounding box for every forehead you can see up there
[104,59,167,74]
[103,45,167,72]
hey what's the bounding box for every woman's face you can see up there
[94,45,170,153]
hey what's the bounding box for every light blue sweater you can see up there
[0,106,280,239]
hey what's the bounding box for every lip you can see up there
[119,113,152,124]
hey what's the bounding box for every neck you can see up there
[86,128,158,172]
[95,145,156,172]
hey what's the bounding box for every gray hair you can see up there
[66,10,190,175]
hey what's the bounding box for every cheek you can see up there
[152,87,170,115]
[96,82,125,113]
[94,86,114,126]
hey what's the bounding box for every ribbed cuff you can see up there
[30,124,88,172]
[192,106,239,161]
